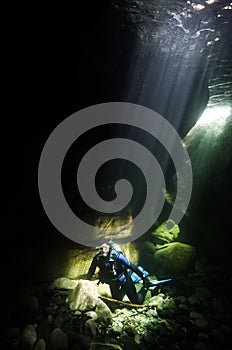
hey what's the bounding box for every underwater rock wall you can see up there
[182,109,232,262]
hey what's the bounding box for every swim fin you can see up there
[149,278,172,287]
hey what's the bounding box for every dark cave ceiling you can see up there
[111,0,232,108]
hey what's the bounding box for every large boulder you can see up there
[151,242,196,276]
[67,280,99,311]
[151,220,180,244]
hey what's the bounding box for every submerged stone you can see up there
[193,342,207,350]
[73,334,90,350]
[49,328,68,350]
[34,338,46,350]
[151,219,180,244]
[50,277,78,290]
[175,296,187,304]
[67,280,99,311]
[153,242,196,276]
[85,319,98,337]
[89,342,123,350]
[189,311,205,320]
[20,324,37,349]
[195,319,208,329]
[95,299,113,324]
[188,293,206,305]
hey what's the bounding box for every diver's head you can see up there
[96,240,122,256]
[96,243,111,256]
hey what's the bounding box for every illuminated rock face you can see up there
[95,214,134,242]
[58,249,96,280]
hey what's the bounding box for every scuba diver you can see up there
[86,241,152,304]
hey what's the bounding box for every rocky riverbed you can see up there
[1,264,231,350]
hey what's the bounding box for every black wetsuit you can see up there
[86,249,149,304]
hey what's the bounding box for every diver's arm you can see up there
[86,255,98,280]
[112,250,150,288]
[112,251,145,278]
[111,250,130,267]
[129,262,150,289]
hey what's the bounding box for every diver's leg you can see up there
[123,276,139,304]
[109,281,123,301]
[124,276,148,304]
[137,286,148,305]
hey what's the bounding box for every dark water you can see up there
[1,2,232,350]
[2,0,232,315]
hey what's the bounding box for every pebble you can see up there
[146,308,158,318]
[85,311,98,320]
[85,319,98,337]
[198,332,208,340]
[178,303,188,310]
[47,315,54,323]
[188,294,205,305]
[149,295,164,305]
[2,268,231,350]
[53,315,64,328]
[162,319,174,331]
[195,319,208,329]
[49,328,68,350]
[34,338,46,350]
[20,324,37,349]
[112,322,123,334]
[193,342,207,350]
[74,310,82,316]
[189,311,204,320]
[134,333,141,344]
[117,315,127,322]
[175,296,187,304]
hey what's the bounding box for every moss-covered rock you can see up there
[151,219,180,244]
[143,241,157,254]
[151,242,196,276]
